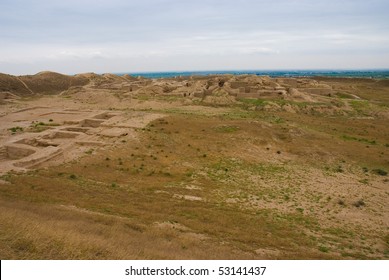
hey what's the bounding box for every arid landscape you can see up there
[0,71,388,259]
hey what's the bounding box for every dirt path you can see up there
[15,77,35,95]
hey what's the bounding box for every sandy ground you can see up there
[0,95,166,174]
[0,74,388,259]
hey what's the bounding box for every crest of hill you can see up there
[74,72,100,79]
[0,73,31,95]
[0,71,90,96]
[21,71,90,94]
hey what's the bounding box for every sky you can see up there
[0,0,389,75]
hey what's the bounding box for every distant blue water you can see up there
[117,70,389,79]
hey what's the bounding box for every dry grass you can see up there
[1,79,389,259]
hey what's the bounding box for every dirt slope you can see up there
[0,71,90,96]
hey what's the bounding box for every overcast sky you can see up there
[1,0,388,75]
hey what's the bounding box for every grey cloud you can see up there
[0,0,388,74]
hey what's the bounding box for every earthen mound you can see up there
[0,71,89,96]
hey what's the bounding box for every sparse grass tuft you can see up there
[359,179,369,185]
[352,199,365,208]
[1,92,388,260]
[335,166,344,173]
[342,135,377,145]
[338,199,345,206]
[214,125,239,133]
[319,245,329,253]
[372,169,387,176]
[8,126,23,134]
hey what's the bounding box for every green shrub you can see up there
[372,169,387,176]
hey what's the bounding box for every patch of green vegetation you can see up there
[156,95,181,102]
[261,114,285,124]
[330,99,346,108]
[8,126,24,134]
[341,135,377,145]
[319,245,329,253]
[0,174,12,181]
[272,99,316,109]
[324,227,355,239]
[335,92,354,99]
[335,165,344,173]
[252,162,287,175]
[160,108,197,116]
[385,233,389,248]
[28,121,60,132]
[349,100,370,114]
[238,98,267,107]
[372,169,387,176]
[135,94,150,101]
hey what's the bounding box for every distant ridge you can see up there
[1,70,389,98]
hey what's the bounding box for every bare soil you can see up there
[0,72,388,259]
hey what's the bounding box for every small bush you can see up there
[338,199,345,206]
[335,166,344,173]
[8,126,23,133]
[69,174,77,179]
[372,169,387,176]
[359,179,369,184]
[319,246,329,253]
[353,199,365,208]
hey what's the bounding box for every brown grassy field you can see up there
[0,73,388,259]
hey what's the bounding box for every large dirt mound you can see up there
[0,73,32,96]
[0,71,90,96]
